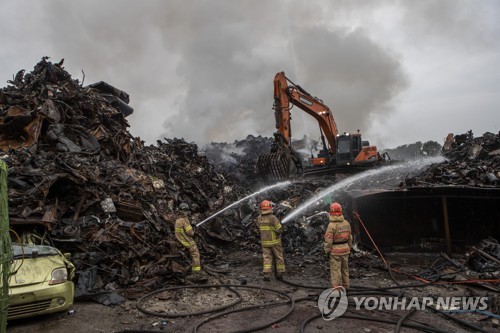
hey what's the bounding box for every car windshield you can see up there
[12,243,60,259]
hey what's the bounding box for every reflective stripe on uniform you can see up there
[331,247,350,255]
[175,227,195,247]
[333,231,350,241]
[258,214,282,247]
[261,239,281,246]
[192,265,201,271]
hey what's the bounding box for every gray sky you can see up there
[1,0,499,149]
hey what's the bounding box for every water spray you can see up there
[196,181,292,227]
[282,156,445,224]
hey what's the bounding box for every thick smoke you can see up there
[291,26,408,134]
[2,0,498,146]
[31,0,407,144]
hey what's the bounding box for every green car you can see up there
[7,243,75,320]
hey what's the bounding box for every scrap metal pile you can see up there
[1,58,237,298]
[466,237,500,276]
[203,135,273,188]
[404,131,500,187]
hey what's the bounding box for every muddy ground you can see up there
[6,250,498,333]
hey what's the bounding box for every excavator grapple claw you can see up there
[257,151,290,182]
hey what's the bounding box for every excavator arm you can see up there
[274,72,339,152]
[258,72,340,181]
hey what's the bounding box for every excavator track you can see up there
[257,151,291,182]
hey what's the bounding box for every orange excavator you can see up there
[258,71,388,181]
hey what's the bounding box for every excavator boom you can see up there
[274,72,339,149]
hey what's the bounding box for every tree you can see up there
[422,141,442,156]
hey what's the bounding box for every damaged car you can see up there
[7,243,75,320]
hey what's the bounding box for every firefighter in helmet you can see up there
[257,200,286,281]
[175,203,206,281]
[323,202,352,289]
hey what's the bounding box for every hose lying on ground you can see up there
[300,312,456,333]
[192,290,304,333]
[137,284,242,317]
[137,284,299,333]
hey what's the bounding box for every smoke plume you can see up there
[1,0,497,147]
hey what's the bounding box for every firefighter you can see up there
[174,203,206,281]
[323,202,352,289]
[257,200,286,281]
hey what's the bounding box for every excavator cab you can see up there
[335,132,379,167]
[305,132,379,175]
[336,133,362,166]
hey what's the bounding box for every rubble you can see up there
[404,131,500,187]
[1,58,237,297]
[203,134,316,188]
[467,238,500,275]
[203,134,273,188]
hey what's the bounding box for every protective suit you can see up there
[174,203,202,276]
[323,202,352,289]
[257,200,286,281]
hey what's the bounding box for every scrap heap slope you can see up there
[0,58,238,296]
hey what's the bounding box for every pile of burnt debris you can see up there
[203,134,315,188]
[203,135,272,188]
[404,131,500,187]
[1,58,244,300]
[2,59,498,304]
[466,237,500,277]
